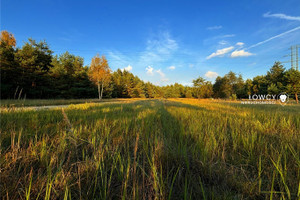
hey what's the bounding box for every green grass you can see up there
[0,98,134,108]
[1,99,299,199]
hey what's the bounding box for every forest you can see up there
[1,31,299,102]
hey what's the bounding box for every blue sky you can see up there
[2,0,300,86]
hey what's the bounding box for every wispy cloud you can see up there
[236,42,244,46]
[205,71,219,78]
[219,40,228,45]
[231,50,254,58]
[107,51,132,70]
[207,25,222,30]
[248,62,257,66]
[161,78,169,82]
[146,66,154,75]
[247,26,300,49]
[203,34,235,46]
[263,12,300,21]
[168,66,176,70]
[139,31,178,64]
[147,67,169,83]
[212,34,235,40]
[58,29,83,42]
[139,31,179,84]
[107,31,179,85]
[206,46,234,59]
[156,69,165,77]
[221,34,235,38]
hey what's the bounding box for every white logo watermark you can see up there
[277,92,289,105]
[241,93,289,106]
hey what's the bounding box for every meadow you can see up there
[0,99,299,199]
[0,98,134,108]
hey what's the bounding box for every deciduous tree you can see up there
[89,54,111,100]
[193,77,213,98]
[0,30,16,47]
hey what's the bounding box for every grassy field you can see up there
[0,99,299,199]
[0,98,139,108]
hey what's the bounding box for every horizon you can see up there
[2,0,300,86]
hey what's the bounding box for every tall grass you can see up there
[0,98,142,108]
[0,99,299,199]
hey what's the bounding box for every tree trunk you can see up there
[296,93,299,104]
[100,83,104,100]
[97,82,101,100]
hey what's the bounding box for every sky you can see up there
[2,0,300,86]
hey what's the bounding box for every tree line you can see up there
[1,31,299,103]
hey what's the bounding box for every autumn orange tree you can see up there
[0,30,16,47]
[88,54,111,100]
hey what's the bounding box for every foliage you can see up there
[266,62,286,92]
[0,30,16,47]
[193,77,212,98]
[88,54,111,99]
[284,68,300,103]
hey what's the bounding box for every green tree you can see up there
[252,75,268,94]
[234,74,245,98]
[0,31,19,98]
[213,76,231,98]
[145,82,154,98]
[267,83,279,94]
[244,79,253,97]
[284,68,300,103]
[185,87,193,98]
[15,38,53,98]
[266,62,286,92]
[50,52,94,98]
[192,77,213,98]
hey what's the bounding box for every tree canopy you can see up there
[1,30,299,103]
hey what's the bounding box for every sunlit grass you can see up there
[1,99,299,199]
[0,98,143,108]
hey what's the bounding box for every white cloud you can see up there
[263,12,300,21]
[137,31,179,69]
[121,65,132,72]
[219,40,228,45]
[207,25,222,30]
[146,32,178,55]
[206,46,234,59]
[156,69,165,77]
[221,34,235,38]
[205,71,219,78]
[168,66,176,70]
[107,51,133,71]
[231,50,254,58]
[146,68,168,84]
[146,66,154,75]
[108,31,179,73]
[236,42,244,46]
[179,82,193,86]
[247,26,300,49]
[213,34,236,40]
